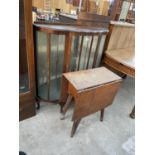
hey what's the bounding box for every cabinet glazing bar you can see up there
[77,35,84,70]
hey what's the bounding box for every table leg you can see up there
[100,109,104,121]
[36,98,40,110]
[70,119,81,137]
[60,95,73,120]
[130,106,135,119]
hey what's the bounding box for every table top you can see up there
[63,67,122,91]
[110,21,135,28]
[106,48,135,69]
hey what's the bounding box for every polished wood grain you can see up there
[19,0,36,121]
[72,81,121,121]
[34,24,109,34]
[34,15,109,28]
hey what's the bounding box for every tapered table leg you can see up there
[130,106,135,119]
[100,109,104,121]
[70,119,81,137]
[60,95,73,120]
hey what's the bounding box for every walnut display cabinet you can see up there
[34,24,108,103]
[19,0,36,121]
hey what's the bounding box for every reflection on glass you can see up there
[95,35,106,67]
[70,34,106,71]
[36,32,65,101]
[70,36,81,71]
[49,34,65,100]
[87,35,98,69]
[36,31,48,100]
[35,31,105,101]
[79,36,92,70]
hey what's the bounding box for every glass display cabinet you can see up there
[19,0,36,121]
[34,24,108,103]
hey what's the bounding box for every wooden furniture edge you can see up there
[103,54,135,77]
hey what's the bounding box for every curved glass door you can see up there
[35,32,48,100]
[35,31,106,101]
[35,32,65,100]
[49,34,65,100]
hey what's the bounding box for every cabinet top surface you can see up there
[110,21,135,28]
[63,67,121,91]
[34,24,109,34]
[105,47,135,69]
